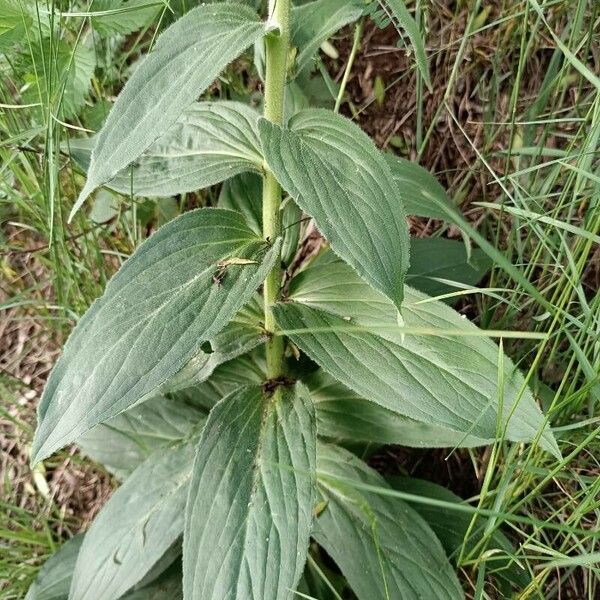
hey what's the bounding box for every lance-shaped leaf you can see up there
[274,253,558,455]
[308,370,491,448]
[259,109,410,309]
[69,102,262,199]
[387,476,530,589]
[25,536,83,600]
[77,395,205,479]
[183,384,316,600]
[314,444,464,600]
[70,442,194,600]
[291,0,366,73]
[72,4,266,218]
[32,208,281,464]
[385,154,464,223]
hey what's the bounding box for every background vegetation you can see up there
[1,0,598,598]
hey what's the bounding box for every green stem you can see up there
[262,0,290,379]
[334,18,364,114]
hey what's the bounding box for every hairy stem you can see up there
[262,0,290,378]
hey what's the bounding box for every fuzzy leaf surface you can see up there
[70,442,194,600]
[308,370,491,448]
[73,4,266,216]
[260,109,410,309]
[32,208,280,463]
[69,102,262,199]
[77,395,205,479]
[314,444,464,600]
[25,536,83,600]
[183,384,316,600]
[274,253,558,455]
[291,0,366,73]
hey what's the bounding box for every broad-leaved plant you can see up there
[28,1,557,599]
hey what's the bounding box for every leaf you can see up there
[385,154,464,223]
[77,294,266,474]
[73,4,266,218]
[219,172,302,265]
[162,293,267,393]
[90,0,160,37]
[259,109,410,309]
[314,443,464,600]
[77,395,205,479]
[385,154,554,307]
[218,172,263,235]
[372,0,431,89]
[308,369,491,448]
[0,0,32,51]
[407,237,492,298]
[32,208,281,464]
[23,40,95,118]
[183,383,316,600]
[273,252,559,456]
[69,102,263,199]
[291,0,366,73]
[386,476,530,589]
[69,442,194,600]
[120,562,183,599]
[25,536,83,600]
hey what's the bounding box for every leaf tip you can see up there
[69,181,96,223]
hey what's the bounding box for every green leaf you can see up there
[183,383,316,600]
[314,443,464,600]
[73,4,266,218]
[162,294,267,393]
[273,252,559,455]
[23,40,95,118]
[407,237,492,298]
[25,536,83,600]
[70,442,194,600]
[385,155,463,223]
[291,0,366,74]
[77,395,205,479]
[218,172,302,265]
[218,172,263,235]
[0,0,32,51]
[308,369,491,448]
[373,0,431,89]
[90,0,160,37]
[120,562,183,599]
[259,109,410,309]
[32,208,281,464]
[69,102,262,199]
[387,476,530,589]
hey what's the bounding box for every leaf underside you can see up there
[183,384,316,600]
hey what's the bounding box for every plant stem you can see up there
[262,0,290,379]
[334,18,364,114]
